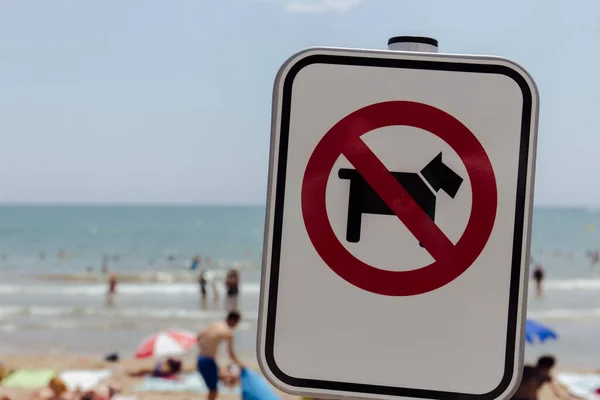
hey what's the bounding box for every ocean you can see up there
[0,205,599,369]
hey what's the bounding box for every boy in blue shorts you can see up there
[196,311,242,400]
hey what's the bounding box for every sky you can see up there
[0,0,597,206]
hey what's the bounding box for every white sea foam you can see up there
[0,319,253,332]
[0,305,258,320]
[528,307,600,320]
[2,277,597,298]
[0,282,261,296]
[0,323,16,332]
[543,278,600,291]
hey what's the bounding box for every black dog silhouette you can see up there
[338,153,463,244]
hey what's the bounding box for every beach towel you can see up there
[134,372,240,394]
[556,372,600,399]
[59,369,113,391]
[0,368,56,388]
[240,368,281,400]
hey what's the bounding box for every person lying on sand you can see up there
[152,358,182,379]
[128,357,182,380]
[79,382,120,400]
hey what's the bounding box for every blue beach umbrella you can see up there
[525,319,558,344]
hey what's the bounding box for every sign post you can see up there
[258,36,539,400]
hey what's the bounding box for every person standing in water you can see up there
[224,269,239,311]
[199,271,208,308]
[101,254,109,274]
[587,250,599,269]
[532,264,544,299]
[196,311,242,400]
[106,271,118,307]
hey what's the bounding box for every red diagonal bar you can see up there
[342,138,456,261]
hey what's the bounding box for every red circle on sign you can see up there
[301,101,498,296]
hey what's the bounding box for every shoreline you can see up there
[0,267,259,285]
[34,270,231,284]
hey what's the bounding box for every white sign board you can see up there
[257,47,539,400]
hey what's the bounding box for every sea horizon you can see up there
[0,202,598,210]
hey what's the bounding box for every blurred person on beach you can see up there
[511,365,540,400]
[225,269,240,311]
[532,264,544,299]
[79,381,120,400]
[166,250,177,262]
[220,364,241,389]
[0,361,11,382]
[191,255,202,270]
[101,254,109,273]
[30,376,75,400]
[196,311,243,400]
[212,279,220,304]
[153,358,182,379]
[199,270,208,308]
[587,250,599,269]
[129,357,182,380]
[106,271,118,307]
[536,355,570,400]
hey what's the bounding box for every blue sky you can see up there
[0,0,597,206]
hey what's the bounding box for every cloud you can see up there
[283,0,362,14]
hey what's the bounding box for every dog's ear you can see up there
[420,153,463,198]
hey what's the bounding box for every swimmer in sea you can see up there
[106,271,118,307]
[191,255,201,271]
[532,264,544,299]
[101,254,109,273]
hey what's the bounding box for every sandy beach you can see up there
[0,353,576,400]
[0,353,297,400]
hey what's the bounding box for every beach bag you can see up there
[240,368,281,400]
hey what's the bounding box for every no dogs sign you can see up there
[258,45,539,400]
